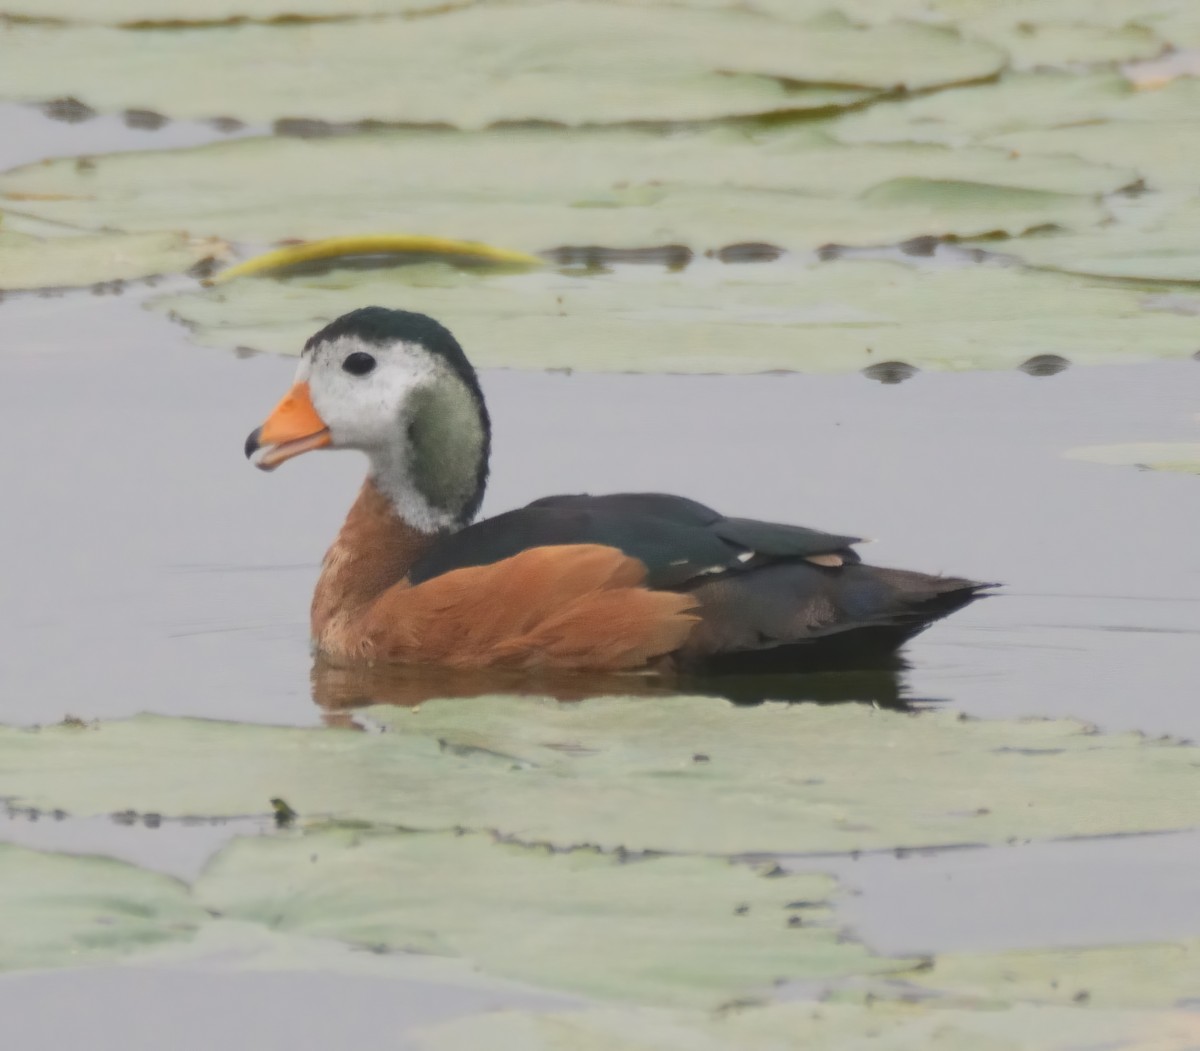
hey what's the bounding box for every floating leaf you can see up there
[981,213,1200,284]
[3,699,1200,855]
[149,260,1200,374]
[414,1000,1200,1051]
[911,939,1200,1010]
[126,917,566,995]
[194,826,896,1006]
[1149,10,1200,52]
[0,129,1124,253]
[0,7,1006,127]
[992,122,1200,192]
[0,227,224,290]
[0,0,448,24]
[969,22,1163,72]
[0,843,204,971]
[835,71,1200,147]
[1065,442,1200,475]
[968,195,1200,283]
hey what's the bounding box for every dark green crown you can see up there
[306,306,484,404]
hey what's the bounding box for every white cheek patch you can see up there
[304,336,460,534]
[308,337,440,450]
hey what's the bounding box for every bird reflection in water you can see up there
[311,653,921,727]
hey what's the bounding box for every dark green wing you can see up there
[406,491,862,587]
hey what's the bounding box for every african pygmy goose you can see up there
[245,307,988,672]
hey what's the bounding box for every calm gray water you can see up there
[2,101,1199,1049]
[3,291,1197,735]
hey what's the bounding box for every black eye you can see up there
[342,351,376,376]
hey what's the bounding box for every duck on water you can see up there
[245,307,991,676]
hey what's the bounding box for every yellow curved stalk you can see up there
[211,234,543,284]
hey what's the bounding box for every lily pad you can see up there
[3,699,1200,855]
[911,939,1200,1009]
[835,71,1200,147]
[0,8,1006,127]
[925,1,1169,71]
[0,227,223,290]
[126,917,572,996]
[1148,11,1200,51]
[965,195,1200,283]
[1064,443,1200,474]
[0,843,204,971]
[993,122,1200,192]
[0,128,1124,253]
[981,221,1200,284]
[414,1000,1200,1051]
[967,22,1163,71]
[150,259,1200,374]
[194,826,896,1006]
[1,0,449,24]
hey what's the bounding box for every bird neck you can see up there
[366,376,490,533]
[311,477,437,644]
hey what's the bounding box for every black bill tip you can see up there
[244,426,263,460]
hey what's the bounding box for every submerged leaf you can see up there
[1065,442,1200,475]
[0,843,204,971]
[149,260,1200,374]
[2,698,1200,855]
[194,826,895,1006]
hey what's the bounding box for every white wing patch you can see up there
[805,553,845,568]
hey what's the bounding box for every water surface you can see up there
[2,100,1199,1051]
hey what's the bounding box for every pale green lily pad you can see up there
[968,23,1163,71]
[911,939,1200,1010]
[0,227,223,290]
[1,0,447,23]
[0,7,1005,127]
[1148,12,1200,51]
[4,699,1200,855]
[194,826,896,1006]
[149,260,1200,374]
[414,1001,1200,1051]
[126,920,575,1005]
[925,0,1167,70]
[958,0,1178,29]
[0,843,204,971]
[637,0,938,22]
[835,72,1200,147]
[0,128,1124,252]
[1065,443,1200,474]
[983,225,1200,283]
[970,197,1200,283]
[993,122,1200,192]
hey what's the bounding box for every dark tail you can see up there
[679,562,996,673]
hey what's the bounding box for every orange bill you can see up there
[244,381,331,470]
